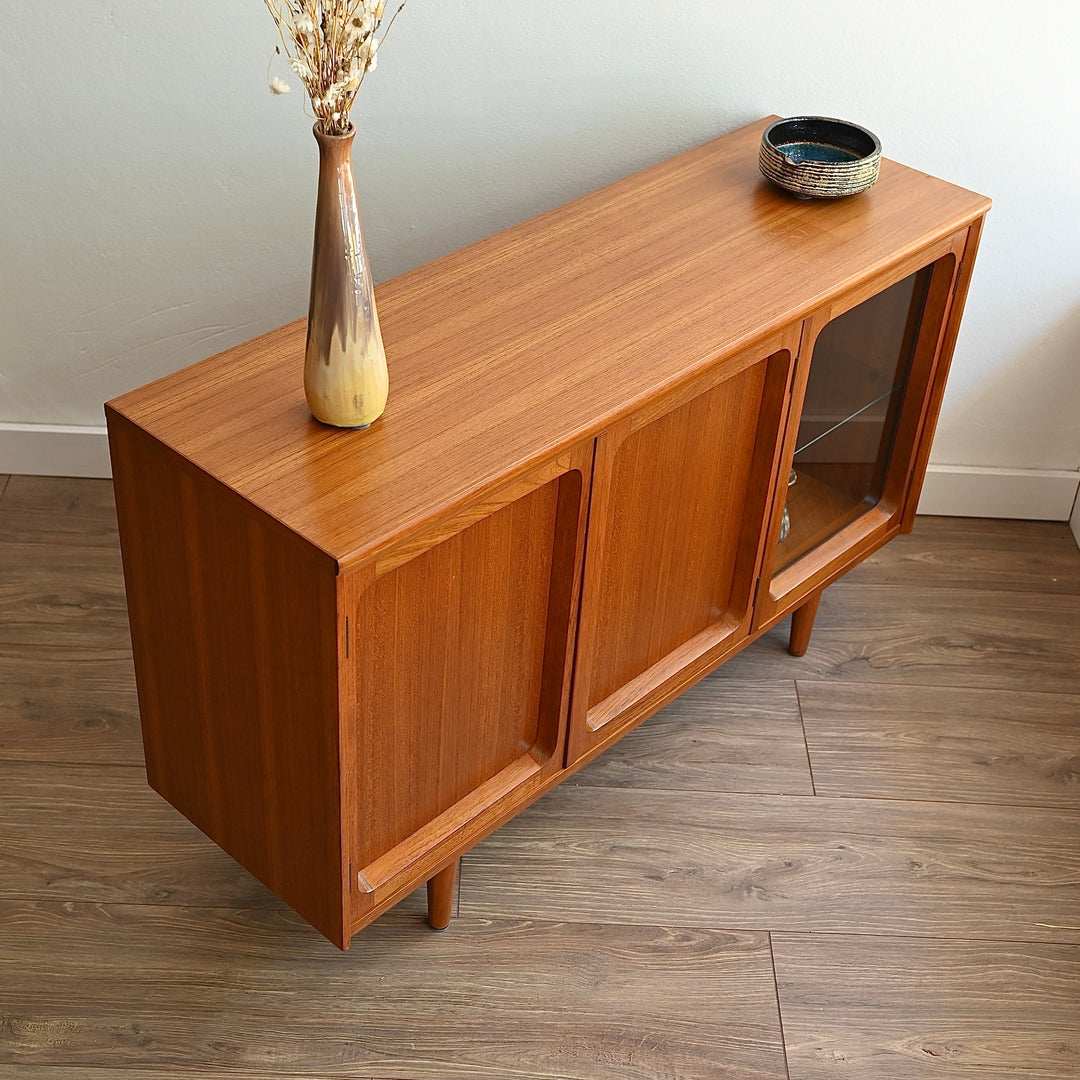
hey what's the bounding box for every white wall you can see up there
[2,1,1078,514]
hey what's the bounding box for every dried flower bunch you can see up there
[264,0,406,135]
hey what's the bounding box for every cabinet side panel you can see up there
[106,410,346,947]
[350,477,563,868]
[586,358,769,709]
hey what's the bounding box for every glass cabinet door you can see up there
[776,266,932,571]
[757,238,964,625]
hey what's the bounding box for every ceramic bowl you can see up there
[759,117,882,198]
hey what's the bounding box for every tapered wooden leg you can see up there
[426,859,459,931]
[789,591,822,657]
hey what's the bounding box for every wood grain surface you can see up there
[4,488,1078,1076]
[460,785,1080,942]
[108,415,347,945]
[0,476,140,762]
[0,543,128,657]
[106,119,989,570]
[563,338,798,765]
[721,583,1080,692]
[568,675,813,794]
[0,763,277,908]
[774,933,1080,1079]
[581,351,780,710]
[0,478,127,660]
[0,475,119,546]
[800,682,1080,807]
[0,900,786,1080]
[349,473,565,867]
[0,655,140,764]
[845,516,1080,594]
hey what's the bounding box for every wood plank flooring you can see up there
[772,935,1080,1079]
[462,787,1080,942]
[2,902,786,1079]
[798,683,1080,808]
[2,474,1079,1078]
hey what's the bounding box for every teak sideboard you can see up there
[106,117,990,949]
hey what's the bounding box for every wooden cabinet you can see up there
[106,118,990,949]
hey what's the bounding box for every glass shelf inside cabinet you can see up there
[776,265,934,572]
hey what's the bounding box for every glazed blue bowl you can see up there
[759,117,882,198]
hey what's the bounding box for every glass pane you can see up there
[776,265,933,571]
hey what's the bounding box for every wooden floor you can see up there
[2,473,1078,1079]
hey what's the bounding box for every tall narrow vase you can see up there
[304,124,389,429]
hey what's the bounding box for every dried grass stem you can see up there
[263,0,407,135]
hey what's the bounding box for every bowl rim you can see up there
[762,116,882,164]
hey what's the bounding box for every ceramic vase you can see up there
[304,124,389,429]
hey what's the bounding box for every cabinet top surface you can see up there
[108,117,989,569]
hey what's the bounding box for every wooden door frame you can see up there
[566,325,800,766]
[341,441,594,930]
[753,227,970,630]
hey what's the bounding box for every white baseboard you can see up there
[917,463,1080,522]
[0,423,111,479]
